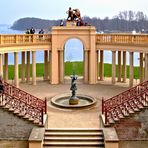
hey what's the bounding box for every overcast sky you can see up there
[1,0,148,24]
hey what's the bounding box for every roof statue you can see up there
[66,7,81,21]
[66,7,90,26]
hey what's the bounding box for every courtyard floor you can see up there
[18,77,138,129]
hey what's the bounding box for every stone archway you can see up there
[57,37,89,84]
[50,25,97,84]
[64,38,84,81]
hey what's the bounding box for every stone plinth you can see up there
[69,96,79,105]
[66,20,77,26]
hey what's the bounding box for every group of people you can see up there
[25,27,44,35]
[25,27,35,34]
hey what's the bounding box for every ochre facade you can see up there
[0,22,148,87]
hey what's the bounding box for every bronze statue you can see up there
[69,74,79,105]
[66,7,81,21]
[70,74,77,96]
[67,7,73,20]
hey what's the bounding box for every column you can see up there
[44,50,48,80]
[59,50,64,83]
[50,47,59,84]
[88,34,97,84]
[117,51,121,82]
[14,52,19,88]
[140,53,144,83]
[48,50,51,82]
[26,51,30,82]
[144,53,148,81]
[32,51,36,85]
[21,52,25,82]
[122,51,126,83]
[84,50,89,83]
[0,54,3,77]
[112,51,116,84]
[129,52,134,87]
[99,50,104,80]
[4,53,8,82]
[96,50,99,81]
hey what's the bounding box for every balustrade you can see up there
[0,81,46,125]
[102,81,148,124]
[96,34,148,45]
[0,34,148,47]
[0,34,51,46]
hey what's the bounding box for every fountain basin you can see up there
[51,93,97,109]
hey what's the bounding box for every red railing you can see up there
[0,82,47,126]
[102,81,148,125]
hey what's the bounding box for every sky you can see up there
[0,0,148,24]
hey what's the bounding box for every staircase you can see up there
[43,128,105,148]
[0,81,47,126]
[102,81,148,126]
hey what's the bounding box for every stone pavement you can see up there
[18,78,137,129]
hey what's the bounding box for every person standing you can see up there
[38,29,44,39]
[25,28,30,34]
[60,20,64,26]
[30,27,35,34]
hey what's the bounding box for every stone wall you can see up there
[0,140,28,148]
[0,107,37,140]
[119,140,148,148]
[114,107,148,140]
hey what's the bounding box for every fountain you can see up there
[50,73,97,109]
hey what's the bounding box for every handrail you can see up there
[102,81,148,124]
[96,34,148,45]
[0,81,46,125]
[0,33,148,47]
[0,34,51,45]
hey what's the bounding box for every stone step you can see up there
[44,146,103,148]
[45,128,102,132]
[0,104,5,107]
[43,141,104,146]
[45,128,103,136]
[44,128,104,147]
[45,131,103,136]
[44,136,104,141]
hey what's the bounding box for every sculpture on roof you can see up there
[66,7,81,21]
[66,7,90,26]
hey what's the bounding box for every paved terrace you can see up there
[17,78,136,129]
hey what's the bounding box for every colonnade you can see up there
[0,50,50,88]
[58,49,91,84]
[58,48,147,87]
[96,50,148,87]
[0,49,148,88]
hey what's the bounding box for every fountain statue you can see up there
[69,74,79,105]
[50,74,96,109]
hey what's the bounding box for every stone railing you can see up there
[1,33,148,47]
[102,81,148,125]
[96,34,148,45]
[0,34,52,45]
[0,81,47,126]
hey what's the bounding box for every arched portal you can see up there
[50,25,97,84]
[64,38,84,81]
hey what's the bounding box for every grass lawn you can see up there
[6,62,140,80]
